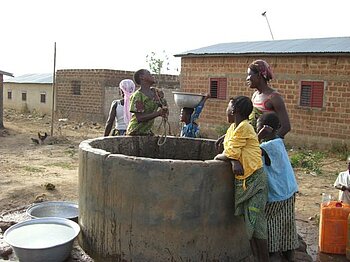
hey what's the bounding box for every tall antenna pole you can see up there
[262,11,274,40]
[50,42,56,136]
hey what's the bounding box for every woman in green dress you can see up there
[126,69,168,136]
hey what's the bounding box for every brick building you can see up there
[175,36,350,147]
[55,69,181,131]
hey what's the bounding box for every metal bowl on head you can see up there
[173,91,205,108]
[27,201,79,222]
[4,217,80,262]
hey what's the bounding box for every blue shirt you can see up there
[260,138,298,202]
[181,123,200,138]
[180,99,205,138]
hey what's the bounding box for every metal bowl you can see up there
[173,91,205,108]
[4,217,80,262]
[27,201,79,222]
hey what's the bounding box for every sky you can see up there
[1,0,349,77]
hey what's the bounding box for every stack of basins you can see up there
[4,201,80,262]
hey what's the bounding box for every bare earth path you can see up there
[0,111,103,213]
[0,110,348,261]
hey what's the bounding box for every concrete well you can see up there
[79,136,251,262]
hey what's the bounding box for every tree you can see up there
[146,50,170,75]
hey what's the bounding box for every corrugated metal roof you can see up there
[175,36,350,57]
[4,73,53,84]
[0,70,14,77]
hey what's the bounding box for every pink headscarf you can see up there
[119,79,136,126]
[249,60,274,81]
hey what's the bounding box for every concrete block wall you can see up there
[180,55,350,146]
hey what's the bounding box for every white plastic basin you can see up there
[4,217,80,262]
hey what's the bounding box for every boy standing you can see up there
[180,94,210,138]
[257,112,298,262]
[334,156,350,204]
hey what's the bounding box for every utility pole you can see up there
[262,11,274,40]
[50,42,56,136]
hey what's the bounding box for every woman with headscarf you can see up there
[104,79,136,136]
[215,60,291,150]
[247,59,291,139]
[247,60,296,261]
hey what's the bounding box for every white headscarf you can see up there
[119,79,136,126]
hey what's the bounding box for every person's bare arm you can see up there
[334,185,350,191]
[231,159,243,175]
[214,154,243,175]
[271,95,291,138]
[134,107,168,123]
[104,101,117,136]
[214,153,229,161]
[215,135,225,153]
[261,148,271,166]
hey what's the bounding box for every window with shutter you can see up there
[40,92,46,103]
[72,80,81,95]
[22,92,27,101]
[210,78,227,100]
[300,81,324,108]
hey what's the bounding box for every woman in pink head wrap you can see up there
[248,60,296,262]
[247,59,291,139]
[104,79,136,136]
[119,79,136,125]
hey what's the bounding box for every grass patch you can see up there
[330,142,349,160]
[64,148,77,158]
[45,162,75,169]
[290,150,325,175]
[23,166,45,173]
[46,162,74,169]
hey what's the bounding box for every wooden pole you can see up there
[50,42,56,136]
[0,74,4,129]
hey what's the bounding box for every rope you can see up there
[157,115,171,146]
[154,87,170,146]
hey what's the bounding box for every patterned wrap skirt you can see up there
[234,168,268,240]
[265,194,299,252]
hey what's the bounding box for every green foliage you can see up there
[215,123,230,137]
[146,50,170,75]
[64,148,76,158]
[45,162,75,169]
[330,142,349,160]
[23,166,45,173]
[290,150,325,175]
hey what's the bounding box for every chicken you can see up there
[31,138,40,144]
[38,132,48,144]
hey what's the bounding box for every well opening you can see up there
[89,136,216,160]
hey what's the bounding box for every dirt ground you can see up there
[0,109,348,261]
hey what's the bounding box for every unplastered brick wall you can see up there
[56,69,180,126]
[180,55,350,146]
[56,69,132,122]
